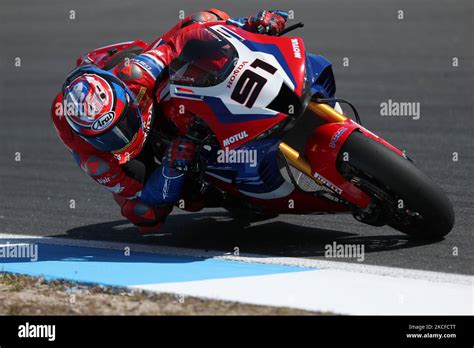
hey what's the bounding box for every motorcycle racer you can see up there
[51,9,289,234]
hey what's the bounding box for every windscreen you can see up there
[169,28,238,87]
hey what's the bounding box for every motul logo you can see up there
[92,111,115,131]
[223,131,248,147]
[291,39,302,59]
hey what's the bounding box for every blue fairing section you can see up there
[306,53,336,101]
[307,53,332,78]
[204,138,285,194]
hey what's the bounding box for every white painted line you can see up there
[134,269,473,315]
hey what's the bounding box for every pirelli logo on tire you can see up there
[313,171,343,195]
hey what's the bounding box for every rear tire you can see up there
[337,131,454,239]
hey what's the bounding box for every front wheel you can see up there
[337,131,455,239]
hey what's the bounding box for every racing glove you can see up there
[227,10,289,36]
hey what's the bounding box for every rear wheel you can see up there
[337,131,454,239]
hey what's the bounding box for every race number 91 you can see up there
[231,59,277,108]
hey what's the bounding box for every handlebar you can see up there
[277,22,304,36]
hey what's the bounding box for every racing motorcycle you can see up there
[79,22,454,239]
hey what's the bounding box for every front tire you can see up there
[337,131,455,239]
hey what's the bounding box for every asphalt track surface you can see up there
[0,1,472,275]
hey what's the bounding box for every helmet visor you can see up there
[84,103,141,152]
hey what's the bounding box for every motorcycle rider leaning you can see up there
[51,9,288,233]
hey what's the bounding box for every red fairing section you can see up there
[207,176,349,214]
[304,118,406,209]
[357,123,405,157]
[161,98,288,150]
[305,120,371,209]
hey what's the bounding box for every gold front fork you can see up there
[278,142,313,177]
[278,101,348,179]
[307,101,348,123]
